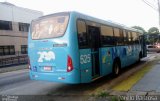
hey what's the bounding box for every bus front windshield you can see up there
[31,14,69,39]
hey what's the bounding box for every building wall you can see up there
[0,2,43,23]
[0,2,43,59]
[0,21,29,58]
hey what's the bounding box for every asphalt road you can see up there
[0,53,157,95]
[0,68,107,95]
[0,69,66,95]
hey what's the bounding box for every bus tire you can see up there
[112,60,120,77]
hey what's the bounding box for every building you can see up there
[0,2,43,67]
[0,2,43,66]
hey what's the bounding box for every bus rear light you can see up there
[29,65,31,70]
[67,55,73,72]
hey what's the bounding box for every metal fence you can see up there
[0,52,28,67]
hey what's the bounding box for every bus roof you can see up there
[34,11,143,34]
[71,11,143,34]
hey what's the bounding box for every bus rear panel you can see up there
[28,12,80,84]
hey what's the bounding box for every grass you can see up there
[97,91,109,97]
[111,96,125,101]
[92,92,125,101]
[112,64,153,91]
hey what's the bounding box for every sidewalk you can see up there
[0,64,27,73]
[108,55,160,97]
[86,54,160,100]
[131,61,160,94]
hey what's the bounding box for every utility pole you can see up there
[158,0,160,28]
[142,0,160,27]
[142,0,160,44]
[158,0,160,43]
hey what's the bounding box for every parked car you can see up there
[147,45,160,53]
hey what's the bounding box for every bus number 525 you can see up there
[80,54,91,64]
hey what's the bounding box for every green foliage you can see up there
[146,27,160,44]
[132,26,146,33]
[148,27,159,34]
[91,93,95,97]
[97,91,109,97]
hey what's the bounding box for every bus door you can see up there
[140,35,147,57]
[88,26,100,78]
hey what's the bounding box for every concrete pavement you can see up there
[131,62,160,93]
[102,53,160,101]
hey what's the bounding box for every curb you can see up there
[90,56,157,95]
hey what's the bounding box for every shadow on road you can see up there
[47,61,146,96]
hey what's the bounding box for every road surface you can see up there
[0,69,67,95]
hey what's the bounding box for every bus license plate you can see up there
[44,66,52,71]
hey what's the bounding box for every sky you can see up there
[0,0,159,31]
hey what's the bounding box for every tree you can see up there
[148,27,159,34]
[147,27,160,44]
[131,26,146,33]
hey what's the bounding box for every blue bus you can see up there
[28,11,146,84]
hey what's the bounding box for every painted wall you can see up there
[0,2,43,23]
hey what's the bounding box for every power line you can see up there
[142,0,160,29]
[142,0,158,11]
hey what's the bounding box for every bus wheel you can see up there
[112,61,120,77]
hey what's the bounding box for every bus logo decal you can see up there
[38,51,55,62]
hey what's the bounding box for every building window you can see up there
[10,46,15,55]
[0,20,12,30]
[21,45,28,54]
[0,47,3,56]
[19,23,30,32]
[4,46,10,55]
[0,46,15,56]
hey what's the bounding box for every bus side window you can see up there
[132,32,140,45]
[123,30,128,45]
[100,25,114,46]
[114,28,123,45]
[135,33,140,44]
[77,20,88,48]
[128,31,133,45]
[132,32,137,44]
[119,29,124,45]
